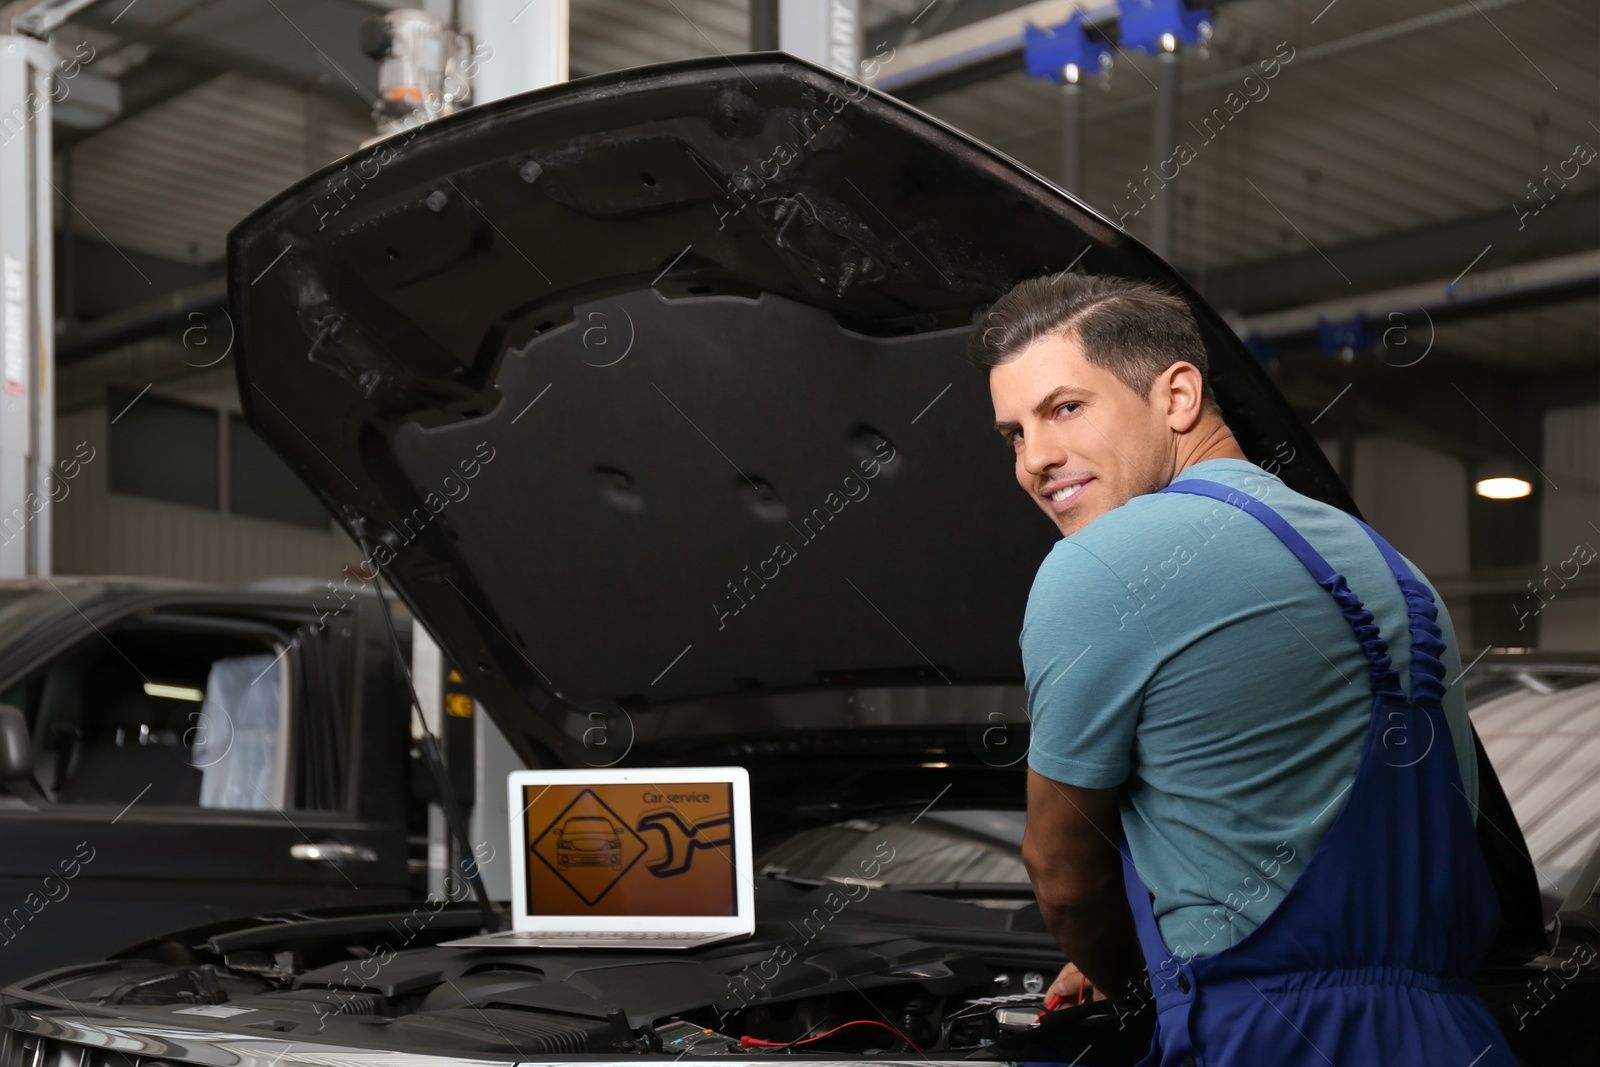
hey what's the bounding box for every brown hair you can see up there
[967,272,1217,411]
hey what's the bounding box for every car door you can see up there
[0,590,412,984]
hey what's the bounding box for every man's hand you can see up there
[1022,770,1147,1003]
[1047,961,1106,1003]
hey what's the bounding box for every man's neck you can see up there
[1172,418,1248,478]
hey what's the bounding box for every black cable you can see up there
[359,536,502,935]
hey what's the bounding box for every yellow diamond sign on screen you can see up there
[530,788,648,905]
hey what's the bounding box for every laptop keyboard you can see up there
[508,931,719,941]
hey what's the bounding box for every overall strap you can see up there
[1158,479,1404,700]
[1351,516,1449,705]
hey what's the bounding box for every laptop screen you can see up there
[519,781,738,917]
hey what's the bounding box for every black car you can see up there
[0,578,417,985]
[1,53,1594,1066]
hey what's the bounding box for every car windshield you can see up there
[758,809,1030,894]
[0,588,74,650]
[643,685,1034,901]
[638,682,1029,737]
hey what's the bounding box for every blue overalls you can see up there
[1111,480,1517,1066]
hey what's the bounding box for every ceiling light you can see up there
[1474,458,1536,500]
[144,682,204,702]
[1475,477,1532,500]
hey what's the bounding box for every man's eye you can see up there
[1006,430,1022,446]
[1056,402,1082,417]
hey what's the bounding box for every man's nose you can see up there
[1020,431,1065,478]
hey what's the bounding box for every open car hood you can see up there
[228,53,1351,766]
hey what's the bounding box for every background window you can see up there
[108,389,219,509]
[228,415,329,529]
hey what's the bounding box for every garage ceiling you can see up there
[61,0,755,266]
[915,0,1597,274]
[48,0,1600,374]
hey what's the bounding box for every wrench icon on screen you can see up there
[636,808,732,877]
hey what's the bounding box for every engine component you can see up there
[740,1018,925,1052]
[232,987,385,1017]
[655,1018,743,1055]
[383,1007,614,1054]
[993,1005,1041,1031]
[19,905,1010,1058]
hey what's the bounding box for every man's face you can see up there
[989,332,1173,537]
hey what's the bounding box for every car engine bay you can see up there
[0,887,1154,1064]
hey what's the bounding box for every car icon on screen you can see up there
[556,816,623,867]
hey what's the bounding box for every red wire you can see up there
[1036,975,1088,1022]
[740,1019,925,1052]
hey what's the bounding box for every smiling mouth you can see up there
[1041,479,1090,513]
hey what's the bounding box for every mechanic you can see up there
[976,272,1515,1064]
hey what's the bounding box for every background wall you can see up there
[1316,433,1474,642]
[1539,402,1600,651]
[52,340,362,586]
[1317,408,1600,654]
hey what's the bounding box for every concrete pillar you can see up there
[0,33,57,577]
[1060,80,1083,194]
[1148,49,1179,259]
[780,0,859,76]
[458,0,568,104]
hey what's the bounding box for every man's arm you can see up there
[1021,769,1146,1002]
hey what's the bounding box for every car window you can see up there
[0,616,320,812]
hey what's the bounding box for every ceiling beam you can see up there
[56,50,222,148]
[1239,250,1600,342]
[878,0,1246,103]
[0,0,109,35]
[973,0,1533,148]
[878,0,1107,103]
[1196,189,1600,316]
[73,9,374,103]
[57,273,224,363]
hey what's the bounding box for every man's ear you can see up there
[1161,361,1207,433]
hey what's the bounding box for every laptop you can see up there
[442,766,754,950]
